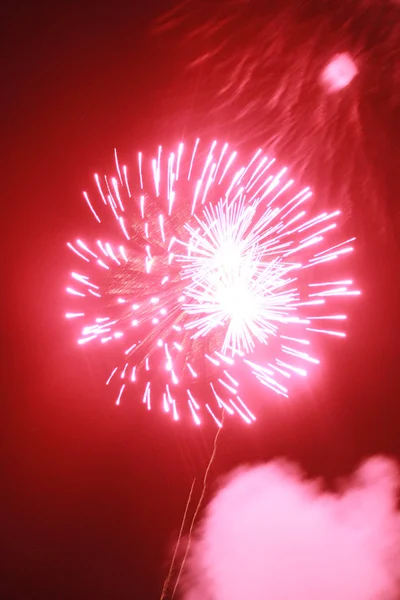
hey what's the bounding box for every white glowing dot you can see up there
[114,332,123,338]
[132,319,139,326]
[160,308,167,315]
[321,53,358,92]
[157,339,163,347]
[132,304,140,310]
[152,318,159,324]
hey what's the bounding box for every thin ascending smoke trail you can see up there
[171,412,225,598]
[160,478,197,600]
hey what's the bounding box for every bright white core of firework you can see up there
[181,199,299,355]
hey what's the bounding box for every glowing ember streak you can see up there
[236,396,256,421]
[67,242,90,262]
[83,192,101,223]
[116,384,125,405]
[65,140,359,424]
[230,399,252,424]
[106,367,118,385]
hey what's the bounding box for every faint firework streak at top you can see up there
[153,0,400,239]
[66,140,359,426]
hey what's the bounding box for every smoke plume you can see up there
[181,457,400,599]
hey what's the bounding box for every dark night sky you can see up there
[2,1,400,598]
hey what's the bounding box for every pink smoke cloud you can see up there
[181,457,400,599]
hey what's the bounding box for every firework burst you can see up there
[66,140,359,425]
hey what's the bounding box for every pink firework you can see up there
[66,140,359,426]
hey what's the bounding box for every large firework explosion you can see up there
[66,140,359,425]
[154,0,400,243]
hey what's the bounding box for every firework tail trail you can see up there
[169,412,225,599]
[160,478,197,600]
